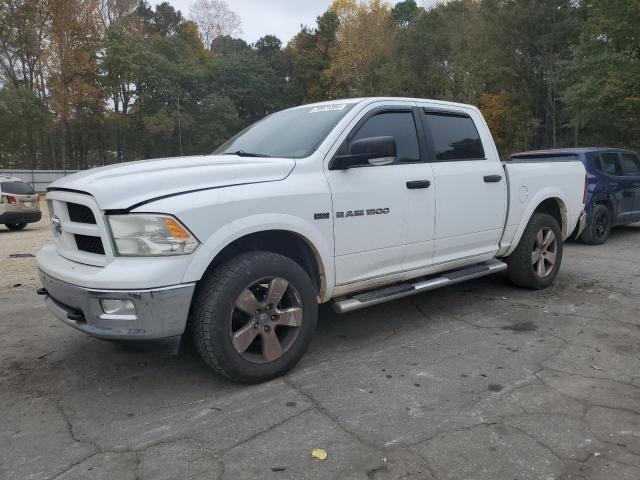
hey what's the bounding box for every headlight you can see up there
[107,214,199,256]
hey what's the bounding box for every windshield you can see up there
[1,181,35,195]
[215,103,356,158]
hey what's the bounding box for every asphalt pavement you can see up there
[1,225,639,480]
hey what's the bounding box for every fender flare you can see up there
[504,189,569,257]
[181,213,335,301]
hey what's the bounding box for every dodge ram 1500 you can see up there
[37,97,587,383]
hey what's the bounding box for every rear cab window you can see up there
[1,181,35,195]
[422,111,485,161]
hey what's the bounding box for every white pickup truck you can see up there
[37,97,587,383]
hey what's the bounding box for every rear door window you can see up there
[621,153,640,176]
[423,112,485,161]
[598,153,623,176]
[1,181,35,195]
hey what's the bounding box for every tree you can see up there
[0,86,51,168]
[392,0,419,27]
[255,34,282,58]
[211,35,249,56]
[562,0,640,149]
[188,0,241,49]
[0,0,51,168]
[286,10,340,102]
[101,24,142,161]
[48,0,105,168]
[324,0,395,97]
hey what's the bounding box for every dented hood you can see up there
[48,154,295,210]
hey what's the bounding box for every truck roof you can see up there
[512,147,636,158]
[298,96,479,112]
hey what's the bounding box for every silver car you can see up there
[0,176,42,230]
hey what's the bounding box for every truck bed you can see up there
[499,159,586,257]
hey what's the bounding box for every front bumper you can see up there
[0,210,41,224]
[39,269,195,341]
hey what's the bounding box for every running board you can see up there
[332,259,507,314]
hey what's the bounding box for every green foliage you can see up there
[562,0,640,148]
[211,35,250,56]
[0,86,51,167]
[391,0,420,27]
[0,0,639,168]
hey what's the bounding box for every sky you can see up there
[156,0,405,44]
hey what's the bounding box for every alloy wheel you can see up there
[230,277,303,364]
[531,227,557,278]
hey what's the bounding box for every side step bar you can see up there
[332,259,507,314]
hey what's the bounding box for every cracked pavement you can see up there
[1,224,639,480]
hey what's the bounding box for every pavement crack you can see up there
[221,406,314,453]
[408,448,440,480]
[46,451,102,480]
[285,377,384,452]
[53,397,100,450]
[506,424,566,462]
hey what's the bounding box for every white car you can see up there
[37,97,587,383]
[0,175,41,230]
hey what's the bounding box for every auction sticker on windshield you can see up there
[310,104,347,113]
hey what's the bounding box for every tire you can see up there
[191,251,318,383]
[5,223,27,231]
[506,213,563,290]
[579,204,611,245]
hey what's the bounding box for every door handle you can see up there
[406,180,431,189]
[484,175,503,183]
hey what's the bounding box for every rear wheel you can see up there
[580,204,611,245]
[191,251,318,383]
[506,213,563,290]
[5,223,27,231]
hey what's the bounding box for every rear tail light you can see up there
[1,195,17,204]
[583,175,588,205]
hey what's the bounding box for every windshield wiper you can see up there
[222,150,271,158]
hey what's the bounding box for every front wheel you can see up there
[191,251,318,383]
[5,223,27,231]
[506,213,563,290]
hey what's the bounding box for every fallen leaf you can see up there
[311,449,327,461]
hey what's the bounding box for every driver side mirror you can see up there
[330,136,397,170]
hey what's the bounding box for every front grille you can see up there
[67,202,96,224]
[48,193,111,265]
[74,234,105,255]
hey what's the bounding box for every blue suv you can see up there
[511,148,640,244]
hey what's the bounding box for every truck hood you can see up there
[49,155,296,210]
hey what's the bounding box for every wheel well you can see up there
[534,198,566,233]
[593,199,614,217]
[204,230,324,296]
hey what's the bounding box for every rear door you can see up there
[620,152,640,220]
[419,108,506,265]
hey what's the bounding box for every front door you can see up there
[324,106,435,285]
